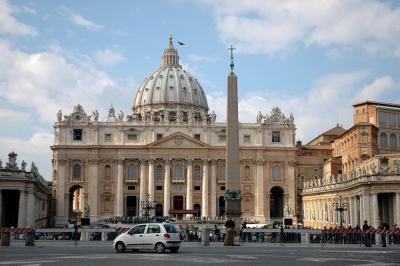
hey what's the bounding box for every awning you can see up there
[168,209,198,214]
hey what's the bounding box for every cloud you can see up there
[0,40,117,122]
[0,131,53,179]
[61,6,103,31]
[0,108,30,124]
[208,70,399,142]
[95,49,126,66]
[201,0,400,57]
[188,54,219,64]
[0,0,38,36]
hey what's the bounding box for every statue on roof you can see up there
[6,152,18,171]
[57,110,62,122]
[93,109,99,122]
[21,160,27,171]
[211,111,216,125]
[31,162,38,174]
[118,110,124,121]
[256,111,263,124]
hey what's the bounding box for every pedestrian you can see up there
[214,225,220,242]
[224,217,236,246]
[279,225,285,247]
[321,226,327,247]
[363,220,371,247]
[381,221,389,247]
[240,222,247,242]
[73,226,80,246]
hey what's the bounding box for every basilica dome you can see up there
[132,36,209,122]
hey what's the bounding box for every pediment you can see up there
[147,132,209,148]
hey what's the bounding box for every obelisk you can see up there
[225,45,241,227]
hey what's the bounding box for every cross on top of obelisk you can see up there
[228,44,236,72]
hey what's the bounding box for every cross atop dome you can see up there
[162,34,180,67]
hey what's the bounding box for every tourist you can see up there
[363,221,371,247]
[73,227,80,246]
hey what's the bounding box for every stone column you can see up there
[139,160,147,216]
[116,159,124,217]
[148,159,155,202]
[255,160,265,222]
[26,191,35,227]
[359,195,364,225]
[396,193,400,227]
[0,190,2,227]
[18,191,27,227]
[349,196,354,227]
[286,161,296,223]
[186,160,193,218]
[163,159,171,217]
[88,160,99,221]
[55,159,66,227]
[372,193,379,229]
[201,159,209,218]
[363,194,371,225]
[210,160,217,217]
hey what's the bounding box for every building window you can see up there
[194,186,201,191]
[219,164,226,179]
[156,185,163,191]
[157,133,163,140]
[104,133,112,142]
[156,164,163,180]
[219,134,226,142]
[193,165,201,180]
[73,129,83,141]
[244,135,251,144]
[272,165,281,181]
[73,164,81,179]
[244,165,250,179]
[105,165,111,180]
[194,134,201,140]
[128,133,138,141]
[220,186,225,191]
[380,132,388,148]
[390,133,397,149]
[272,131,280,143]
[128,185,135,190]
[175,164,183,178]
[127,164,138,179]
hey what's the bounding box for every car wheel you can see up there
[115,241,126,253]
[155,242,165,253]
[170,247,179,253]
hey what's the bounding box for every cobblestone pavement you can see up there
[0,242,399,266]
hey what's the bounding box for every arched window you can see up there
[380,132,388,148]
[390,133,397,149]
[127,164,138,179]
[105,165,111,178]
[156,164,163,180]
[193,165,201,180]
[244,165,250,179]
[175,164,183,178]
[273,165,281,181]
[219,164,226,179]
[73,164,81,179]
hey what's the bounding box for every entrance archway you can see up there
[1,190,20,227]
[270,186,284,219]
[218,196,225,216]
[69,185,85,220]
[126,196,137,217]
[173,196,184,218]
[193,204,201,217]
[155,203,163,217]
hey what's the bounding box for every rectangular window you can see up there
[157,133,163,140]
[194,186,201,191]
[127,185,136,190]
[73,129,83,141]
[194,134,201,140]
[127,133,138,141]
[219,134,226,142]
[272,131,280,143]
[244,135,251,144]
[104,133,112,142]
[156,185,163,191]
[220,186,225,191]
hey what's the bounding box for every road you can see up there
[1,242,399,265]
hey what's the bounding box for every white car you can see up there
[113,223,181,253]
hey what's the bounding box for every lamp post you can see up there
[332,197,347,228]
[140,193,156,223]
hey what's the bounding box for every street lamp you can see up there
[332,197,347,228]
[140,193,156,223]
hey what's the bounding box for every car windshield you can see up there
[164,224,177,233]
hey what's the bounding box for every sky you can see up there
[0,0,400,180]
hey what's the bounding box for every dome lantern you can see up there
[162,34,180,67]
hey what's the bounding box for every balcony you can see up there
[172,177,185,183]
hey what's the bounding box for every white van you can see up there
[113,223,181,253]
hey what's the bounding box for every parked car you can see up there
[113,223,181,253]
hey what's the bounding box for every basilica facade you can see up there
[52,36,297,227]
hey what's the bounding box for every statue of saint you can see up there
[21,160,27,171]
[211,111,216,124]
[164,110,169,122]
[256,111,262,124]
[57,110,62,122]
[93,109,99,122]
[118,110,124,121]
[188,110,193,123]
